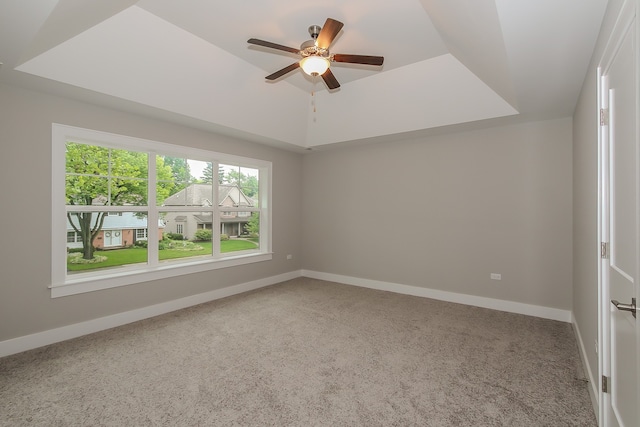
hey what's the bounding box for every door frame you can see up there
[597,0,639,425]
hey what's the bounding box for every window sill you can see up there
[50,252,273,298]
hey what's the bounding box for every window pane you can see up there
[220,164,257,190]
[157,156,186,204]
[66,143,148,206]
[220,212,260,254]
[220,164,238,185]
[160,211,214,263]
[67,211,149,273]
[192,160,213,184]
[240,167,259,202]
[158,157,213,206]
[65,142,109,175]
[220,164,259,206]
[110,148,148,180]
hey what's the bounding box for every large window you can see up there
[52,124,272,297]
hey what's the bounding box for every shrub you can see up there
[134,240,148,248]
[194,229,212,241]
[166,233,184,240]
[220,233,229,241]
[68,252,107,264]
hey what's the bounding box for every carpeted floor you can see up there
[0,277,596,426]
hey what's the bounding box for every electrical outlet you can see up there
[490,273,502,280]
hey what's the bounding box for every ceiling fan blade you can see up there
[321,68,340,90]
[316,18,344,50]
[333,54,384,66]
[265,62,301,80]
[247,38,300,54]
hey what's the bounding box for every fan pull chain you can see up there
[311,76,318,121]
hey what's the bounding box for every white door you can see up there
[103,230,122,247]
[600,2,639,425]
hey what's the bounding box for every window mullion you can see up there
[261,165,271,253]
[212,161,221,258]
[147,153,158,265]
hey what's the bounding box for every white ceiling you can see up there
[0,0,608,151]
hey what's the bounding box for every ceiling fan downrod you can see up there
[308,25,321,40]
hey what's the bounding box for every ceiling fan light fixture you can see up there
[248,17,383,90]
[300,56,330,76]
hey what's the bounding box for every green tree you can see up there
[162,156,191,192]
[242,175,259,198]
[66,143,174,260]
[224,170,259,198]
[224,169,241,185]
[246,212,260,236]
[201,163,214,184]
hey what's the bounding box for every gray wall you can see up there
[572,0,626,403]
[0,83,303,342]
[302,118,573,310]
[2,0,622,365]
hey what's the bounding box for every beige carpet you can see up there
[0,277,596,426]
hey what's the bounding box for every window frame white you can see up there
[51,124,272,298]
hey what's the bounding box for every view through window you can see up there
[52,124,271,297]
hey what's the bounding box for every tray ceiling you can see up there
[0,0,608,150]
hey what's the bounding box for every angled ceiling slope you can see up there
[0,0,607,151]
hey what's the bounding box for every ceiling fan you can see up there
[247,18,384,90]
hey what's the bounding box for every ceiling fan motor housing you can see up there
[301,24,328,58]
[300,42,329,58]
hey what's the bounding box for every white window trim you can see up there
[51,123,272,298]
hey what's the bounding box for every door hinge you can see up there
[601,242,609,259]
[600,108,609,126]
[602,375,609,393]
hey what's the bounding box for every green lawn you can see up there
[68,239,259,272]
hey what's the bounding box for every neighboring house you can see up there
[162,183,254,239]
[67,212,164,250]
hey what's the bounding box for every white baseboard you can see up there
[0,270,302,358]
[572,316,599,419]
[1,269,575,358]
[302,270,573,322]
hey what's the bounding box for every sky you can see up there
[187,159,258,181]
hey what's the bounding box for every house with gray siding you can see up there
[67,213,164,249]
[162,184,254,239]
